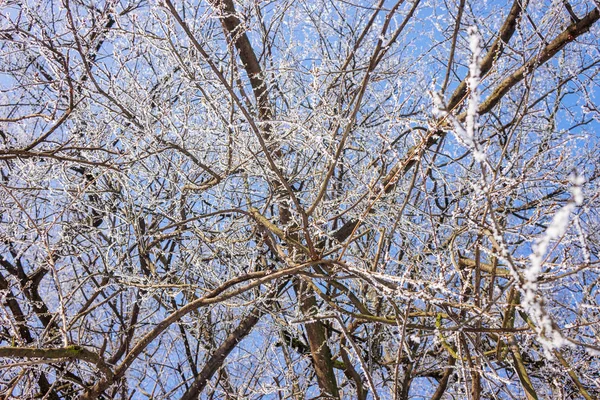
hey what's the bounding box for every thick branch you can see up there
[208,0,272,120]
[0,346,113,378]
[477,7,600,115]
[179,302,266,400]
[295,279,340,398]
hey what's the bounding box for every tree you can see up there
[1,0,600,398]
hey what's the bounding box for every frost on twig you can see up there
[432,26,486,162]
[524,173,585,355]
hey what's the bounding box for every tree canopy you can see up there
[1,0,600,398]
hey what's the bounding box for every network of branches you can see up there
[1,0,600,399]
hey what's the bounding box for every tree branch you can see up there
[0,346,113,379]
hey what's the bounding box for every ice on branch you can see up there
[524,172,585,355]
[431,26,485,162]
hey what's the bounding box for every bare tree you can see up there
[1,0,600,399]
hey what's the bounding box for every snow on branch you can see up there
[466,26,482,149]
[524,173,585,354]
